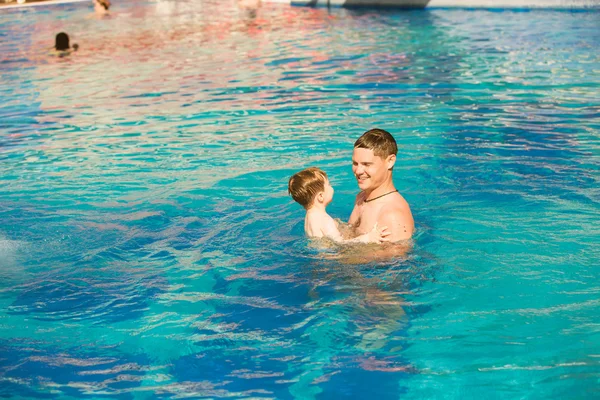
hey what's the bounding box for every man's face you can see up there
[352,147,394,191]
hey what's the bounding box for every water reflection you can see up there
[1,2,599,398]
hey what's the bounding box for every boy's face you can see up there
[352,147,395,191]
[323,179,334,205]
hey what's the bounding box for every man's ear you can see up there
[387,154,396,170]
[317,191,324,203]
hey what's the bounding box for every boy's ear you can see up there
[387,154,396,170]
[317,191,324,202]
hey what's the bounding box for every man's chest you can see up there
[353,205,380,234]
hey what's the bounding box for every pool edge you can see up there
[264,0,600,8]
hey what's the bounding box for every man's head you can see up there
[288,167,333,210]
[352,128,397,192]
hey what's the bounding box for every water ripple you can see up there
[1,1,599,399]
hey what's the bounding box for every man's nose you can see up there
[355,165,364,175]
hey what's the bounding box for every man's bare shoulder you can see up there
[379,201,412,223]
[383,193,411,212]
[378,194,414,240]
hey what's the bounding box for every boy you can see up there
[288,167,390,243]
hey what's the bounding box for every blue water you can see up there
[1,1,599,398]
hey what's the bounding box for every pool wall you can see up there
[267,0,600,8]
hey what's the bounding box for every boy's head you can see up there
[288,167,331,209]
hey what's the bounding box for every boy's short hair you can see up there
[354,128,397,158]
[288,167,328,209]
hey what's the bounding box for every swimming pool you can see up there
[1,0,599,398]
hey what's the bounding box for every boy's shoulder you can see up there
[306,209,334,223]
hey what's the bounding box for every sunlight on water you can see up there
[1,0,599,398]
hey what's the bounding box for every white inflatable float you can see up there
[0,0,86,10]
[264,0,600,8]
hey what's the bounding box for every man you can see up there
[348,128,414,243]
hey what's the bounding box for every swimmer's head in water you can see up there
[95,0,110,10]
[55,32,70,51]
[354,128,398,159]
[288,167,328,210]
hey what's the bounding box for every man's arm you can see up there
[378,203,414,242]
[335,241,412,264]
[348,192,365,225]
[348,204,359,226]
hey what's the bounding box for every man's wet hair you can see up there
[55,32,70,51]
[354,128,398,158]
[288,167,328,209]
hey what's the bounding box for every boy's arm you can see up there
[322,217,389,244]
[349,223,390,243]
[320,217,345,242]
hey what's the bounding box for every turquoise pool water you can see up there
[1,1,599,398]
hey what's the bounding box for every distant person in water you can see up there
[289,167,390,244]
[54,32,78,55]
[348,129,414,243]
[93,0,110,14]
